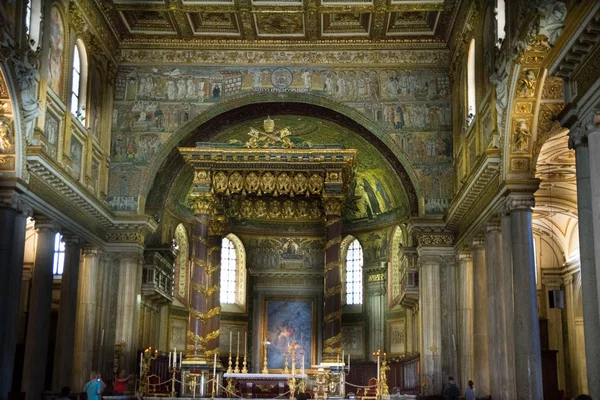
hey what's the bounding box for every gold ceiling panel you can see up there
[188,12,241,35]
[254,13,305,37]
[101,0,454,44]
[321,13,371,37]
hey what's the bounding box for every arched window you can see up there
[220,234,246,311]
[466,38,476,125]
[495,0,506,48]
[25,0,42,48]
[345,239,363,305]
[25,0,32,37]
[53,233,65,275]
[70,41,88,120]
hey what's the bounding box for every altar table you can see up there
[223,373,308,398]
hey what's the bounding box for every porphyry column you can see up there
[205,215,224,358]
[186,196,215,362]
[322,197,343,363]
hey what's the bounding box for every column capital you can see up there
[322,196,343,216]
[542,276,563,290]
[208,215,226,237]
[192,195,215,216]
[0,190,33,216]
[82,244,101,256]
[568,110,600,150]
[562,274,574,285]
[486,219,502,232]
[34,217,60,233]
[61,233,83,247]
[472,234,485,248]
[458,248,472,260]
[505,194,535,212]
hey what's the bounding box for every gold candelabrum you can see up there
[169,362,181,397]
[262,339,270,374]
[378,353,390,397]
[287,340,301,400]
[139,347,158,395]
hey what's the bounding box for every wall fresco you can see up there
[48,7,65,97]
[111,65,453,215]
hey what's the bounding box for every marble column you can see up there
[457,249,473,391]
[569,124,600,399]
[471,235,489,396]
[72,245,101,390]
[0,197,29,400]
[485,220,507,399]
[418,252,442,394]
[52,235,83,391]
[500,212,516,398]
[21,218,59,400]
[186,197,213,362]
[206,216,224,357]
[507,195,543,400]
[322,197,343,363]
[115,251,143,375]
[575,317,588,393]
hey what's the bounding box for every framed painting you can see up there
[387,318,406,356]
[342,323,365,358]
[262,296,316,371]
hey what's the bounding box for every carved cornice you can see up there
[445,149,501,231]
[107,217,158,244]
[27,153,114,229]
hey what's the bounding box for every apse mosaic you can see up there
[110,65,452,215]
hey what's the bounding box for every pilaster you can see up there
[471,234,489,396]
[456,249,473,392]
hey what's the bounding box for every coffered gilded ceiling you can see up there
[99,0,456,45]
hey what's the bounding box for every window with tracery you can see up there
[53,233,65,275]
[220,237,237,304]
[220,234,246,311]
[345,239,363,305]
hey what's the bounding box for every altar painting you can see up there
[263,297,314,371]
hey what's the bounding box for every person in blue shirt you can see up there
[84,374,103,400]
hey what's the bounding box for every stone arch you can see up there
[141,92,421,216]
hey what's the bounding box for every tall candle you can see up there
[348,354,350,370]
[213,353,217,377]
[302,355,305,374]
[140,352,143,373]
[245,331,247,355]
[376,354,380,380]
[230,331,233,354]
[174,351,177,367]
[237,332,240,355]
[169,351,172,367]
[342,350,344,364]
[180,351,182,367]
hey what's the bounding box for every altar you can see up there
[223,373,308,398]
